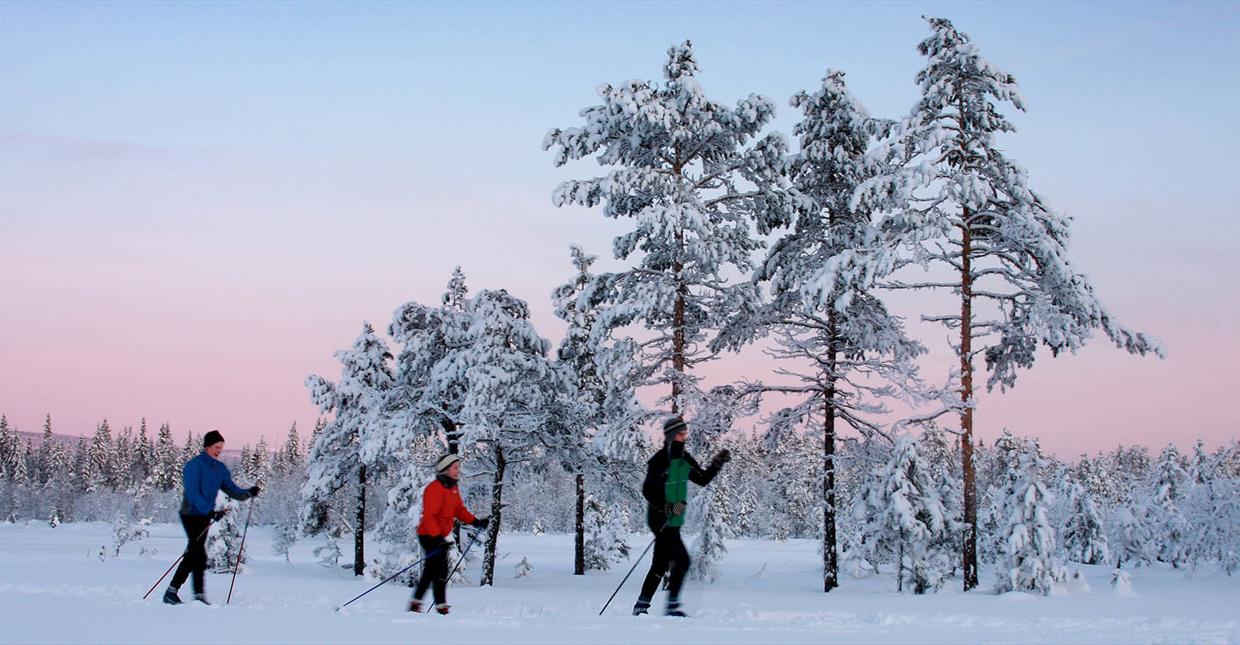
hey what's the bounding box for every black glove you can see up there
[209,510,227,522]
[248,485,261,498]
[665,502,686,517]
[711,449,732,468]
[471,517,490,530]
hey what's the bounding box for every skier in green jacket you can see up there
[633,416,730,617]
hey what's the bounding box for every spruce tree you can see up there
[1060,480,1110,565]
[854,435,951,593]
[994,442,1065,595]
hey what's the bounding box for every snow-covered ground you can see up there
[1,522,1237,644]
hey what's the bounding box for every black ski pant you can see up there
[638,526,689,602]
[170,514,210,593]
[412,535,449,605]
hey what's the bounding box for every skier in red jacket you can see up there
[408,454,488,615]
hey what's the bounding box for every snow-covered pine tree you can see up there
[34,414,56,486]
[381,268,478,557]
[552,245,647,575]
[440,289,572,586]
[545,40,793,416]
[128,419,154,488]
[180,432,199,473]
[152,423,180,491]
[1059,479,1110,565]
[855,16,1165,589]
[245,436,272,488]
[276,422,303,477]
[1109,500,1154,568]
[1201,475,1240,574]
[1182,444,1240,572]
[1056,471,1116,568]
[1147,444,1190,567]
[0,416,13,479]
[690,467,734,583]
[582,492,631,572]
[716,69,953,592]
[88,419,117,492]
[854,435,951,593]
[994,441,1065,595]
[272,517,298,562]
[302,322,394,576]
[207,492,243,573]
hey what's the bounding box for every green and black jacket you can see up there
[641,443,721,532]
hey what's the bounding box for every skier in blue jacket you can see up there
[163,430,259,605]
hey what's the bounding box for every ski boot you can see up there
[435,603,450,615]
[162,587,182,605]
[666,599,687,618]
[193,593,211,606]
[632,596,651,616]
[407,600,423,613]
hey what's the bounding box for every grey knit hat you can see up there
[434,454,462,473]
[662,416,687,440]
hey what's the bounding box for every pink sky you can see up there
[2,4,1237,459]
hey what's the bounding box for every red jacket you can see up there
[418,476,477,537]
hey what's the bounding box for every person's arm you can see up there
[454,496,478,526]
[686,453,722,487]
[220,466,253,501]
[182,459,213,515]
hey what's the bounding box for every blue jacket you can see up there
[180,451,251,516]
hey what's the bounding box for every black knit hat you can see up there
[203,430,225,447]
[662,416,687,440]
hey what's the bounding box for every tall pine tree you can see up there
[856,16,1164,589]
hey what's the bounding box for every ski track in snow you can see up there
[1,522,1237,644]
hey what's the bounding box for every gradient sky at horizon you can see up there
[2,1,1237,458]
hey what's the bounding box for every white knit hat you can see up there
[434,454,462,473]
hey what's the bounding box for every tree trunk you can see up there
[823,314,839,593]
[960,211,979,591]
[441,417,459,454]
[481,445,506,586]
[442,417,461,545]
[897,533,905,593]
[670,148,685,413]
[575,472,585,575]
[354,464,366,576]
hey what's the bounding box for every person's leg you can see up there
[412,536,440,602]
[429,548,449,608]
[166,515,209,603]
[169,515,196,590]
[185,516,210,596]
[665,529,690,615]
[634,530,671,614]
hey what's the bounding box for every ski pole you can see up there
[226,499,256,605]
[424,528,483,613]
[599,520,668,616]
[142,516,217,600]
[335,547,446,611]
[598,535,657,616]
